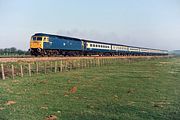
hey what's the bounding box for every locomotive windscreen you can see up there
[32,36,42,41]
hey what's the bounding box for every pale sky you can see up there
[0,0,180,50]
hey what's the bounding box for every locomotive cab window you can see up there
[37,37,42,41]
[32,37,36,41]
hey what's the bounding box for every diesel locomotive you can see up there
[29,33,168,56]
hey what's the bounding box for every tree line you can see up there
[0,47,29,56]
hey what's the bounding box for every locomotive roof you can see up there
[33,33,167,52]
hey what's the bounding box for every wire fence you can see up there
[0,58,124,80]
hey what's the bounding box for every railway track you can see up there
[0,55,171,63]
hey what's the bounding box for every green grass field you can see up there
[0,57,180,120]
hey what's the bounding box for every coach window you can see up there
[96,45,98,47]
[90,44,92,47]
[93,44,95,47]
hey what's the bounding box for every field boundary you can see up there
[0,55,172,63]
[0,56,172,80]
[0,58,113,80]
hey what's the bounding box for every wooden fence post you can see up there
[76,60,78,69]
[83,59,85,68]
[91,59,93,67]
[44,62,47,74]
[84,59,86,68]
[82,59,84,69]
[73,60,76,70]
[28,63,31,77]
[69,61,71,71]
[87,59,88,68]
[65,61,68,71]
[36,62,39,74]
[69,61,70,71]
[89,59,91,68]
[80,59,83,69]
[55,61,57,73]
[79,60,81,69]
[103,58,104,66]
[71,61,73,70]
[86,59,88,67]
[50,62,53,72]
[102,58,104,66]
[11,65,15,79]
[60,60,63,72]
[1,64,5,80]
[80,60,82,69]
[95,58,98,67]
[72,60,75,70]
[77,60,79,69]
[85,59,87,68]
[98,58,100,67]
[71,60,73,70]
[94,59,95,67]
[93,59,95,67]
[20,65,23,77]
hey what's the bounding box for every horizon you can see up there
[0,0,180,51]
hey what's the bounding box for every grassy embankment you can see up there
[0,57,180,120]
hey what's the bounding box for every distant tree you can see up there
[10,47,17,53]
[0,47,28,56]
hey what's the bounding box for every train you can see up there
[29,33,168,56]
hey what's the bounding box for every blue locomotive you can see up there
[29,33,168,56]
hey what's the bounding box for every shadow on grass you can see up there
[64,102,180,120]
